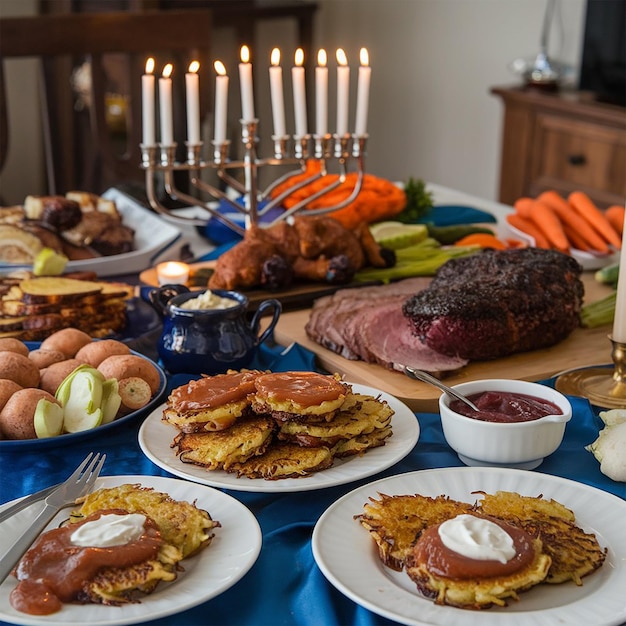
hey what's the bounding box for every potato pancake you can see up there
[62,484,219,606]
[355,494,474,571]
[230,442,334,479]
[278,393,393,447]
[355,489,606,610]
[173,415,276,471]
[476,490,607,584]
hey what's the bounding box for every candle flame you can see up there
[336,48,348,66]
[294,48,304,67]
[317,49,327,67]
[214,60,226,76]
[360,47,369,67]
[240,45,250,64]
[270,47,281,66]
[188,60,200,74]
[145,57,155,74]
[162,63,173,79]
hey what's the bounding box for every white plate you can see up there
[0,188,183,277]
[503,221,619,270]
[138,383,420,493]
[312,467,626,626]
[0,474,262,626]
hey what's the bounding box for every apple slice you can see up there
[101,378,122,424]
[57,367,104,433]
[34,398,64,438]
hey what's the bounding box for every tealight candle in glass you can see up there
[156,261,190,286]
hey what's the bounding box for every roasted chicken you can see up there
[208,215,394,291]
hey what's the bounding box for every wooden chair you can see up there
[0,9,212,197]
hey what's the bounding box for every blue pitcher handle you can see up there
[250,299,282,345]
[148,284,191,317]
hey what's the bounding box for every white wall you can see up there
[312,0,586,200]
[0,0,587,205]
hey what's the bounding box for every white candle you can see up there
[612,232,626,343]
[238,45,255,122]
[336,48,350,136]
[315,49,328,136]
[213,60,229,144]
[159,63,174,145]
[185,60,201,144]
[269,48,286,137]
[292,48,307,137]
[355,47,371,136]
[142,57,156,146]
[156,261,190,286]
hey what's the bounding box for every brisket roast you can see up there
[402,248,584,360]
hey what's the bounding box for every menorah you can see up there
[140,127,367,236]
[140,46,371,236]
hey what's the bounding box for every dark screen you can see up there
[579,0,626,107]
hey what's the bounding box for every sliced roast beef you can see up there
[360,303,468,373]
[305,276,465,375]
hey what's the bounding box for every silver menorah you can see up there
[140,121,367,236]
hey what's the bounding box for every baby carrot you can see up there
[454,233,507,249]
[528,200,570,252]
[513,197,535,218]
[537,190,609,253]
[568,191,622,248]
[505,213,551,248]
[605,205,625,237]
[562,222,592,252]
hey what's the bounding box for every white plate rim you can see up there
[0,474,262,626]
[312,467,626,626]
[137,382,420,493]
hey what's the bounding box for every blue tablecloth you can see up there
[0,342,624,626]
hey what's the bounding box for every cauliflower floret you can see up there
[586,410,626,482]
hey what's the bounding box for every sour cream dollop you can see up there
[70,513,147,547]
[438,514,516,563]
[179,290,237,310]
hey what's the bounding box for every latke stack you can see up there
[163,370,394,480]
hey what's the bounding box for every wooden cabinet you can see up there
[491,86,626,208]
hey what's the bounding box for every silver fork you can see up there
[0,452,105,583]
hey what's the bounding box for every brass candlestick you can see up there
[555,335,626,409]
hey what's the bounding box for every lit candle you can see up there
[269,48,286,137]
[292,48,308,137]
[315,49,328,136]
[159,63,174,145]
[355,47,371,136]
[142,57,156,146]
[213,61,229,144]
[185,60,201,144]
[238,45,255,122]
[612,233,626,343]
[336,48,350,136]
[156,261,190,286]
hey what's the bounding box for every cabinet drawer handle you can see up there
[568,154,586,166]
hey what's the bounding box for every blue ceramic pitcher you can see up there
[149,285,281,375]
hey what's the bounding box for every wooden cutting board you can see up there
[274,273,615,412]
